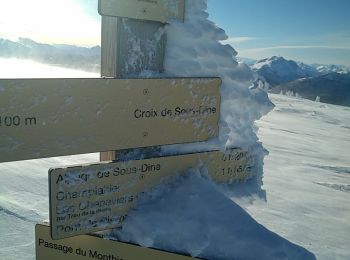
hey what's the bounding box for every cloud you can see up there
[222,37,257,45]
[237,44,350,67]
[243,45,350,53]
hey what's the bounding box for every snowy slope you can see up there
[0,57,98,78]
[0,154,99,260]
[248,94,350,260]
[314,64,350,74]
[296,62,320,77]
[107,171,314,260]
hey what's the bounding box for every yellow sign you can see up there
[98,0,185,23]
[0,78,221,163]
[36,224,199,260]
[49,148,256,239]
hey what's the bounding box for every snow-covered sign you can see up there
[0,78,221,163]
[36,224,197,259]
[49,148,256,239]
[98,0,185,23]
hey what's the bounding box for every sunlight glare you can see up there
[0,0,100,46]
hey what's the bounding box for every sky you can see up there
[0,0,100,47]
[0,0,349,66]
[207,0,350,66]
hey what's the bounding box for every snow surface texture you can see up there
[163,0,273,152]
[248,94,350,260]
[107,171,315,260]
[0,57,97,78]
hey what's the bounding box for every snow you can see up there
[164,0,273,134]
[315,64,349,74]
[251,56,312,86]
[248,94,350,260]
[158,0,273,199]
[0,154,99,259]
[0,57,98,78]
[106,171,315,260]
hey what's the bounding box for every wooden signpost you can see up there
[0,78,220,163]
[99,0,183,160]
[49,148,255,239]
[0,0,259,259]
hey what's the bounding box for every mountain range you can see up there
[248,56,350,106]
[0,38,100,72]
[271,72,350,107]
[0,38,349,106]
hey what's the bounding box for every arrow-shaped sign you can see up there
[49,148,256,239]
[0,78,221,163]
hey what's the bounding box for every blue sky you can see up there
[207,0,350,66]
[0,0,349,66]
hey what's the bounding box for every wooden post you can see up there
[99,18,167,161]
[99,15,119,161]
[99,0,185,161]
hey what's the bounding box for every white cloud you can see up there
[222,37,256,45]
[242,45,350,53]
[237,45,350,67]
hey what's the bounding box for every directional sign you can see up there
[98,0,185,23]
[49,148,256,239]
[36,224,200,260]
[0,78,221,163]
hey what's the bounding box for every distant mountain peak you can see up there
[249,55,350,88]
[251,56,312,86]
[314,64,349,74]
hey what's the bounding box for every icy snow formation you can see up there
[109,171,315,260]
[163,0,273,152]
[156,0,274,196]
